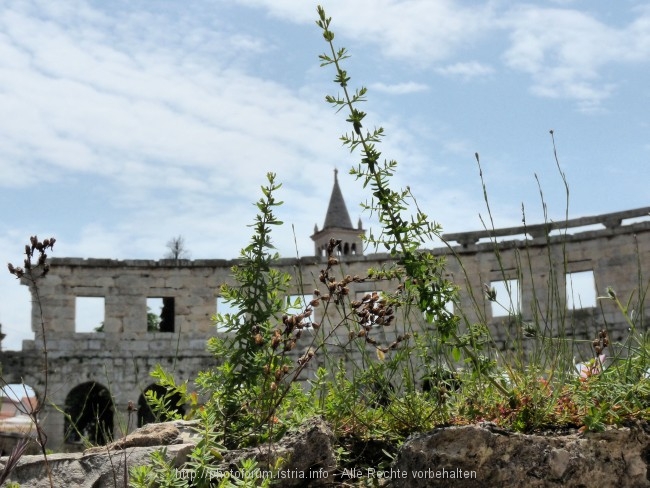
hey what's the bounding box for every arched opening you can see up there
[351,243,357,255]
[137,384,186,427]
[343,242,350,255]
[64,382,114,445]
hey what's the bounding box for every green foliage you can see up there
[144,364,195,423]
[129,448,188,488]
[196,172,307,448]
[147,309,161,332]
[181,409,225,488]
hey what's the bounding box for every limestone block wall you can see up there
[443,207,650,350]
[2,207,650,450]
[24,258,241,339]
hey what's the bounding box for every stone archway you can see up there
[63,382,114,446]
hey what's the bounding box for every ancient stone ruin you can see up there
[1,171,649,451]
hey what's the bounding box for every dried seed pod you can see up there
[271,332,281,349]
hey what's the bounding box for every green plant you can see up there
[130,448,188,488]
[195,172,306,448]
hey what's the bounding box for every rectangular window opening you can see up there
[490,279,520,318]
[147,297,175,332]
[75,297,105,333]
[566,270,597,310]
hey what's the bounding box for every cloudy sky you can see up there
[1,0,648,350]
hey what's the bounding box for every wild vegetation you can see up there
[2,5,650,487]
[128,6,650,486]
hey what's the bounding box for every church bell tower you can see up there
[311,169,365,257]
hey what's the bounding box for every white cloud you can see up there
[436,61,494,80]
[238,1,650,109]
[237,0,497,63]
[501,5,650,110]
[0,0,343,198]
[370,81,428,94]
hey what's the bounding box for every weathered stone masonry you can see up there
[2,174,650,450]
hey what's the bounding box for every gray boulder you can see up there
[0,420,198,488]
[388,422,650,488]
[0,417,337,487]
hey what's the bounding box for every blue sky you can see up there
[1,0,649,350]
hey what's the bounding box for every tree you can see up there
[164,235,190,261]
[147,309,160,332]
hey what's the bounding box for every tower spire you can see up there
[323,169,353,230]
[311,169,365,257]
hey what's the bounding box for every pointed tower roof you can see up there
[323,169,353,230]
[312,169,364,257]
